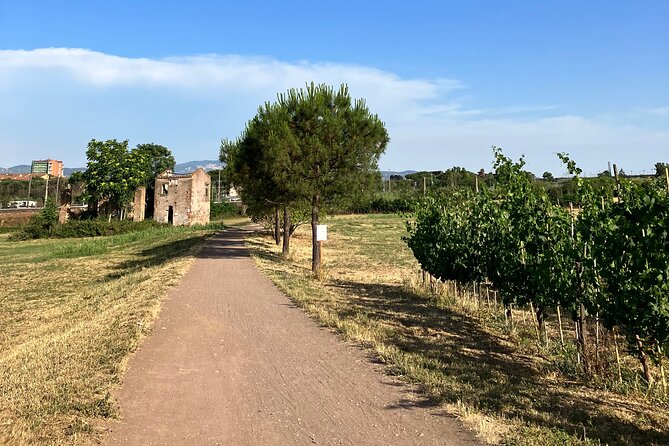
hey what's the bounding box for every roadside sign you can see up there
[316,224,328,241]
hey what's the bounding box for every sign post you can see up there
[316,225,328,269]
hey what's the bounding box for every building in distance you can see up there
[31,159,64,177]
[154,168,210,226]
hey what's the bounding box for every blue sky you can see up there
[1,0,667,175]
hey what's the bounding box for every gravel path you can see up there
[102,227,480,445]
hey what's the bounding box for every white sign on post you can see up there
[316,224,328,241]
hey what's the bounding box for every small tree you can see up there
[277,83,389,273]
[224,84,389,268]
[14,199,59,239]
[82,139,148,218]
[221,102,299,253]
[542,171,555,182]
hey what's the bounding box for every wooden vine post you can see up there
[658,344,667,396]
[529,301,541,343]
[613,327,623,384]
[635,335,653,386]
[556,305,565,347]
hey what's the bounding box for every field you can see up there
[248,214,669,445]
[0,224,220,445]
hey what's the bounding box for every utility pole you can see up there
[27,175,32,200]
[217,170,221,203]
[423,176,426,196]
[55,175,61,203]
[44,176,49,205]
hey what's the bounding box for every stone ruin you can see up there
[153,168,210,226]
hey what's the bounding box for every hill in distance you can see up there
[2,160,414,178]
[0,165,31,174]
[380,170,417,179]
[0,161,223,176]
[174,160,223,173]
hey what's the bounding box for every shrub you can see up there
[210,202,242,219]
[52,219,161,238]
[11,216,162,241]
[11,200,59,240]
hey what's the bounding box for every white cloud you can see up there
[645,106,669,115]
[0,48,667,174]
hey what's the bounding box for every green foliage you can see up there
[52,219,162,238]
[274,83,389,206]
[82,139,148,215]
[11,216,162,240]
[586,180,669,352]
[224,83,389,267]
[133,143,176,185]
[78,140,176,218]
[346,192,418,214]
[407,149,577,319]
[210,202,242,219]
[406,147,669,378]
[12,200,59,239]
[0,177,74,207]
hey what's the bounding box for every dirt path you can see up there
[102,227,480,445]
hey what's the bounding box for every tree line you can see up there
[221,83,389,274]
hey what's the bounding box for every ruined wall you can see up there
[188,169,210,226]
[131,187,146,222]
[154,169,210,226]
[0,209,38,227]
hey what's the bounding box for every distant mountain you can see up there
[0,165,86,176]
[380,170,417,179]
[174,160,223,173]
[63,167,86,176]
[0,165,30,174]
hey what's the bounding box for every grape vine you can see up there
[405,148,669,384]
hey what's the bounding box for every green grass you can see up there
[0,224,222,445]
[248,214,669,446]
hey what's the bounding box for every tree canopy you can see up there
[134,143,176,187]
[82,139,146,216]
[223,83,389,272]
[81,139,176,218]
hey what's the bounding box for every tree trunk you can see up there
[311,194,321,274]
[282,205,290,256]
[274,206,280,245]
[635,335,653,386]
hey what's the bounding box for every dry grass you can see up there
[247,213,669,446]
[0,225,219,445]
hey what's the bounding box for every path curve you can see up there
[103,227,480,445]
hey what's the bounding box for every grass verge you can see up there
[247,213,669,446]
[0,223,221,445]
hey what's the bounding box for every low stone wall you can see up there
[0,208,39,227]
[0,205,88,227]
